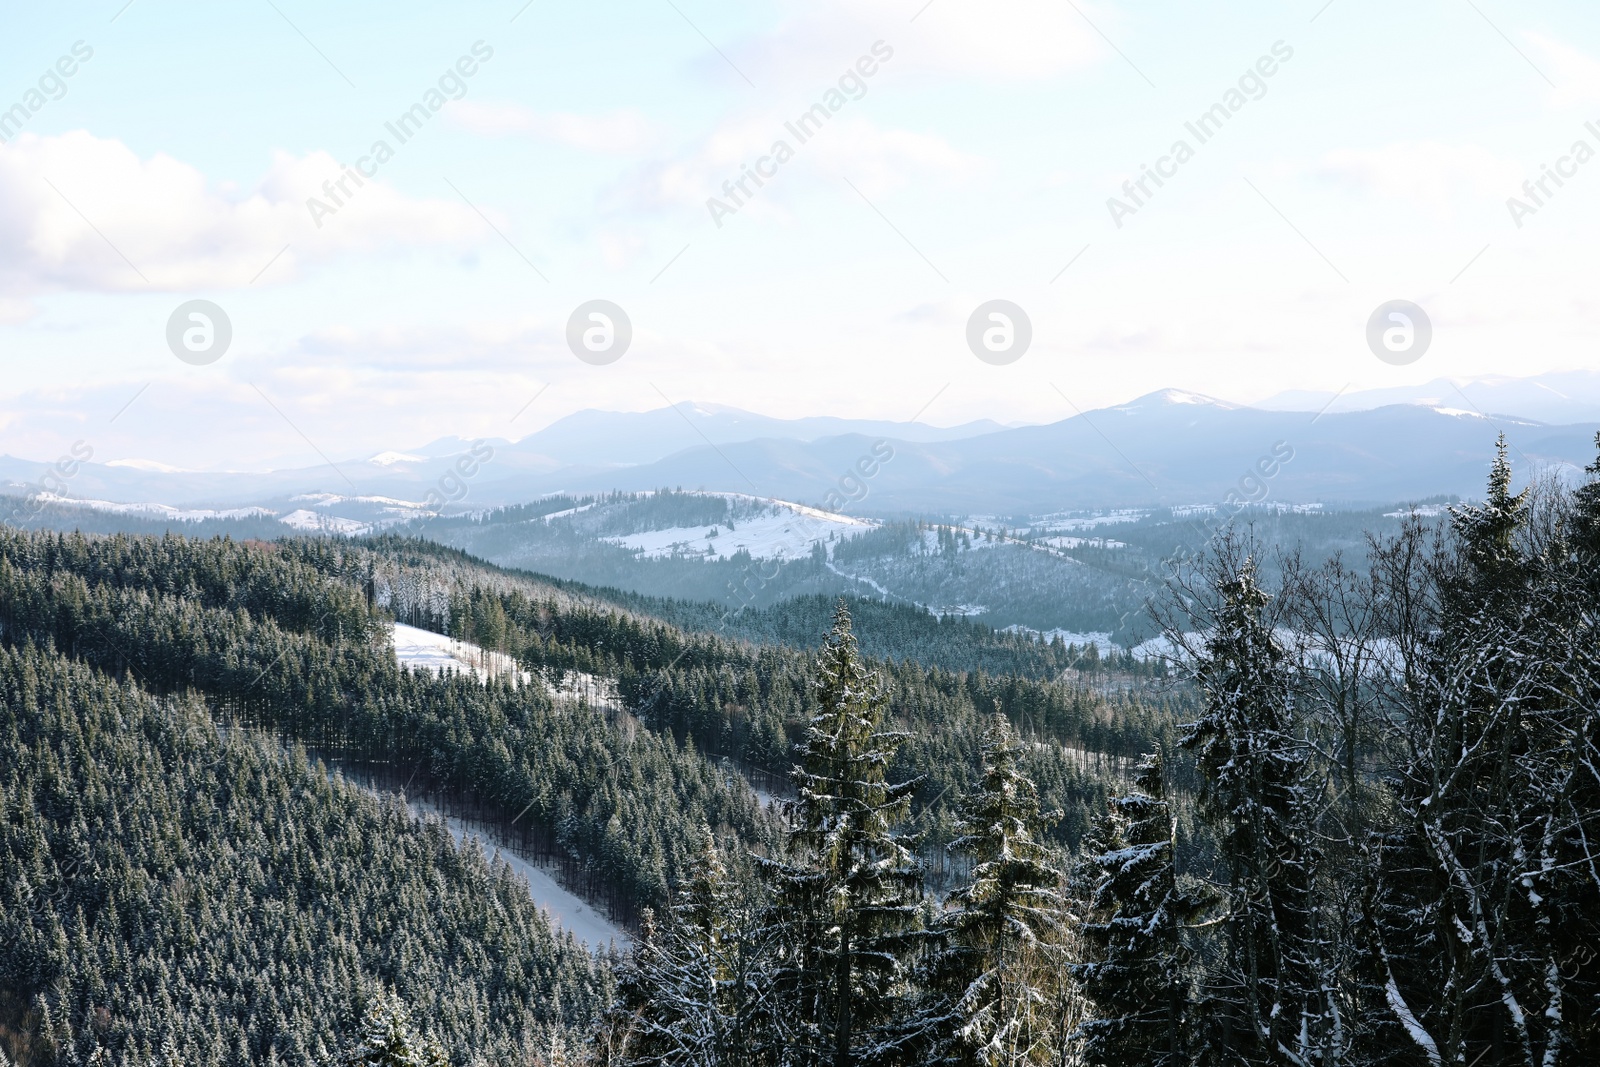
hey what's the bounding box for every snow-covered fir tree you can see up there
[1075,753,1202,1067]
[338,993,449,1067]
[610,833,749,1067]
[1179,552,1328,1066]
[758,601,925,1067]
[936,713,1070,1067]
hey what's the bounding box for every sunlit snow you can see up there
[607,496,872,560]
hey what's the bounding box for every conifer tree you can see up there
[760,601,924,1067]
[612,834,748,1067]
[1179,554,1325,1066]
[1075,753,1201,1067]
[939,713,1068,1066]
[339,993,450,1067]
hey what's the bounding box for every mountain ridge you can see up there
[2,389,1595,516]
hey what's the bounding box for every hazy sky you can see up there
[3,0,1599,469]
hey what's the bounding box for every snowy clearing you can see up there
[291,492,428,508]
[541,502,598,522]
[391,623,618,705]
[392,622,530,684]
[279,509,371,536]
[1037,535,1127,550]
[609,497,872,561]
[30,494,274,522]
[406,796,629,951]
[1029,510,1147,531]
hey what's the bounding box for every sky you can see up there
[2,0,1600,470]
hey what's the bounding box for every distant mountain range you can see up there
[3,388,1597,519]
[1258,370,1600,426]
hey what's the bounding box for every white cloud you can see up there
[294,318,560,368]
[0,132,492,295]
[449,102,658,153]
[730,0,1107,85]
[615,112,983,217]
[1526,32,1600,109]
[1303,141,1521,213]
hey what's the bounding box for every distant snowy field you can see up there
[30,494,273,522]
[279,509,372,535]
[608,496,873,561]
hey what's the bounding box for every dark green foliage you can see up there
[0,529,771,925]
[1178,549,1324,1065]
[0,644,606,1067]
[605,838,753,1067]
[759,603,926,1067]
[337,995,449,1067]
[1075,756,1200,1067]
[937,715,1069,1066]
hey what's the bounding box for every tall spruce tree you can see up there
[759,601,925,1067]
[610,834,747,1067]
[1075,753,1201,1067]
[939,713,1069,1066]
[1180,554,1327,1066]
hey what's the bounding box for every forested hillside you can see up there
[0,645,608,1067]
[0,532,775,923]
[600,437,1600,1066]
[343,536,1183,856]
[405,490,1420,640]
[4,437,1594,1065]
[556,588,1163,682]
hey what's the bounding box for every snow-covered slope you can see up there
[406,797,628,950]
[280,509,371,535]
[391,622,529,684]
[29,494,273,522]
[606,494,873,561]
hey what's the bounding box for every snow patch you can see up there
[1029,509,1147,531]
[290,492,428,508]
[1037,535,1126,550]
[279,509,371,536]
[392,622,530,685]
[541,503,598,522]
[30,494,273,522]
[405,796,628,951]
[1385,503,1450,518]
[609,497,871,561]
[390,623,616,705]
